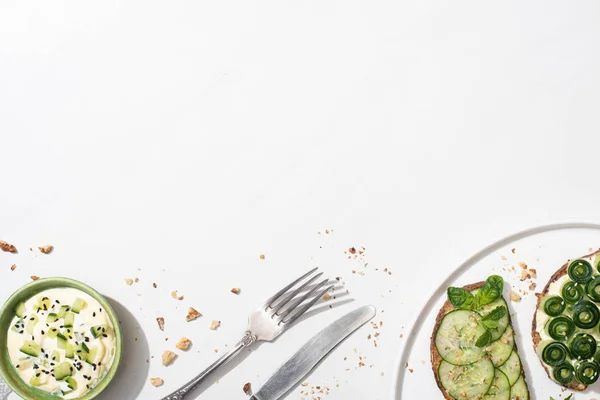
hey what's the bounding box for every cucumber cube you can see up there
[14,302,26,318]
[65,376,78,390]
[57,305,70,319]
[90,325,110,339]
[86,347,98,365]
[19,341,41,357]
[37,297,51,312]
[65,343,75,359]
[64,312,75,328]
[71,298,87,314]
[46,313,58,323]
[51,350,61,363]
[53,362,73,381]
[57,333,68,349]
[25,315,39,335]
[47,327,59,339]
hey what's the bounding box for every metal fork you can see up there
[161,268,333,400]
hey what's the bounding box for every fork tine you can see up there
[281,284,335,325]
[271,272,323,315]
[275,279,329,323]
[262,267,319,309]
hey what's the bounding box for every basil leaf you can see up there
[475,329,492,348]
[447,287,475,310]
[482,306,506,322]
[476,275,504,307]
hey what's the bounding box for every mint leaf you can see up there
[481,319,499,331]
[475,329,492,348]
[482,306,507,322]
[447,287,475,310]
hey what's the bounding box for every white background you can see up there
[1,1,600,399]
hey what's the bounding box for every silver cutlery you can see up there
[162,267,333,400]
[250,305,376,400]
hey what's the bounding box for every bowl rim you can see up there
[0,277,123,400]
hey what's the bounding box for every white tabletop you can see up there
[2,2,600,399]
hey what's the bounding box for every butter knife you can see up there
[251,305,376,400]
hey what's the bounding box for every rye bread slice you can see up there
[430,281,525,399]
[531,249,600,391]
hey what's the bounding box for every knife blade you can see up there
[251,305,376,400]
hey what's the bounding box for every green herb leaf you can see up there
[475,329,492,348]
[483,306,506,322]
[481,319,499,331]
[476,275,504,307]
[447,287,475,310]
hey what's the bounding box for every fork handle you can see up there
[161,331,257,400]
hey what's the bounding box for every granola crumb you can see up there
[134,277,139,283]
[38,245,53,254]
[161,350,177,366]
[125,278,133,285]
[176,337,192,350]
[171,291,178,298]
[529,282,537,291]
[500,255,507,260]
[31,276,40,281]
[186,307,202,322]
[243,382,252,395]
[0,240,17,253]
[510,291,521,302]
[156,317,165,331]
[518,262,527,269]
[511,248,516,253]
[10,264,16,271]
[153,283,157,288]
[349,247,356,254]
[231,288,241,295]
[323,293,330,301]
[210,320,221,330]
[529,268,537,278]
[259,254,265,260]
[150,377,163,387]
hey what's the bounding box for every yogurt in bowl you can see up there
[0,278,122,400]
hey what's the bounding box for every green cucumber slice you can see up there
[475,292,510,341]
[438,358,495,399]
[90,324,111,339]
[19,341,41,357]
[51,350,61,363]
[57,333,68,349]
[509,376,529,400]
[71,298,87,314]
[569,259,594,283]
[46,313,58,323]
[30,372,48,387]
[484,369,510,400]
[47,327,59,339]
[65,376,78,390]
[62,328,74,340]
[25,314,39,335]
[57,305,70,319]
[53,362,73,381]
[63,312,75,328]
[37,297,51,312]
[86,346,98,365]
[498,351,521,386]
[65,343,75,359]
[435,310,487,365]
[14,302,26,318]
[487,325,515,367]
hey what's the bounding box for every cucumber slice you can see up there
[29,372,48,387]
[53,362,73,381]
[435,310,487,365]
[71,298,87,314]
[65,343,76,359]
[63,312,75,328]
[46,313,58,323]
[37,297,51,312]
[47,327,59,339]
[51,350,61,363]
[498,351,521,386]
[439,358,495,399]
[76,342,89,358]
[19,341,41,357]
[486,326,515,366]
[484,369,510,400]
[86,347,98,365]
[474,291,510,341]
[62,328,74,340]
[57,305,70,319]
[14,302,26,318]
[57,333,68,349]
[65,376,78,390]
[25,314,39,335]
[90,324,111,339]
[509,376,529,400]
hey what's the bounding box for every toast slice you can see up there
[532,249,600,391]
[431,276,529,400]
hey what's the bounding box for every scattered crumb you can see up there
[409,368,414,373]
[186,307,202,322]
[529,282,537,291]
[134,277,139,283]
[529,268,537,278]
[176,337,191,351]
[0,240,17,253]
[150,377,163,387]
[10,264,16,271]
[511,248,516,253]
[31,276,40,281]
[153,283,157,288]
[510,291,521,302]
[259,254,265,260]
[210,320,221,330]
[231,288,241,295]
[162,350,177,366]
[518,262,527,269]
[500,255,507,261]
[348,247,356,255]
[171,291,184,300]
[125,278,133,285]
[323,293,331,301]
[38,245,53,254]
[243,382,252,395]
[156,317,165,331]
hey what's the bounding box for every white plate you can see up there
[394,223,600,399]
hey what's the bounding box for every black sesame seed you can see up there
[55,300,60,303]
[29,317,35,321]
[102,334,107,338]
[93,312,96,317]
[19,330,23,334]
[98,362,101,366]
[36,373,40,377]
[41,330,45,335]
[44,371,49,374]
[15,365,20,368]
[33,364,39,369]
[31,335,35,340]
[99,308,102,312]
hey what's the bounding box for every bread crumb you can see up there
[529,282,537,291]
[323,293,330,301]
[529,268,537,278]
[500,255,507,260]
[231,288,241,295]
[156,317,165,331]
[0,240,17,253]
[39,245,53,254]
[259,254,265,260]
[125,278,133,285]
[171,291,184,300]
[186,307,202,322]
[31,276,40,281]
[519,262,527,269]
[243,382,252,395]
[150,377,163,387]
[134,277,139,283]
[153,283,157,288]
[349,247,356,254]
[510,291,521,302]
[176,337,191,350]
[511,248,516,253]
[162,350,177,366]
[210,320,221,330]
[520,269,528,280]
[10,264,16,271]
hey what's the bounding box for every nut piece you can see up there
[10,264,16,271]
[323,293,331,301]
[125,278,133,285]
[0,240,17,253]
[186,307,202,322]
[176,337,191,350]
[156,317,165,331]
[243,382,252,395]
[529,268,537,278]
[231,288,241,295]
[210,320,221,330]
[259,254,265,260]
[510,291,521,302]
[31,276,40,281]
[39,245,53,254]
[162,350,177,366]
[150,377,164,387]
